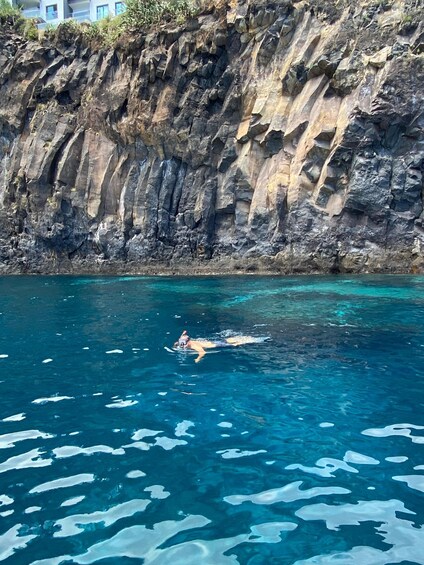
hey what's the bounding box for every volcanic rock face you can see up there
[0,0,423,273]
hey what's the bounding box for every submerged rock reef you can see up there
[0,0,423,274]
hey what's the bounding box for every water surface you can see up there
[0,275,424,564]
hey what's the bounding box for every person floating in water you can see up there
[174,330,190,349]
[173,331,266,363]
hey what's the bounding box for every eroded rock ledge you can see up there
[0,0,423,274]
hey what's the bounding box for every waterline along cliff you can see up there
[0,0,423,274]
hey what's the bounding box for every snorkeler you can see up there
[174,330,190,349]
[173,332,264,363]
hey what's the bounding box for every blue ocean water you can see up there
[0,274,424,564]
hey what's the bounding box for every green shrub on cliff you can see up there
[49,13,126,46]
[22,18,38,40]
[122,0,199,29]
[0,0,39,40]
[85,14,126,44]
[0,0,21,18]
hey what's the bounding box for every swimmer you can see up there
[173,332,264,363]
[174,331,207,362]
[174,330,190,349]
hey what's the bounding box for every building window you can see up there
[115,2,125,14]
[46,4,58,20]
[96,4,109,19]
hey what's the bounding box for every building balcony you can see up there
[13,0,39,9]
[22,7,42,18]
[68,0,90,7]
[17,0,125,27]
[70,9,90,22]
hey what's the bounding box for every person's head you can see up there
[177,329,190,347]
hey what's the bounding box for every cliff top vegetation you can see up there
[0,0,423,47]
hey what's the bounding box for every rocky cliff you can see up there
[0,0,423,274]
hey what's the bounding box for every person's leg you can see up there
[189,340,207,363]
[226,336,252,346]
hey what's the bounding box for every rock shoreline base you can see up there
[1,250,423,276]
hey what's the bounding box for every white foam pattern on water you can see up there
[295,498,415,530]
[0,494,13,507]
[53,499,151,538]
[0,509,13,517]
[217,449,267,459]
[0,430,54,449]
[0,448,53,474]
[29,473,95,494]
[343,451,380,465]
[225,481,350,506]
[105,400,138,408]
[53,445,125,458]
[0,525,37,561]
[362,423,424,443]
[126,470,146,479]
[24,506,41,513]
[1,413,26,422]
[385,456,408,463]
[392,474,424,493]
[286,457,359,478]
[132,429,162,441]
[33,514,301,564]
[143,485,170,499]
[32,396,74,405]
[154,437,188,450]
[293,499,424,565]
[175,420,195,437]
[60,496,86,508]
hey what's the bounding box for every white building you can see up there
[10,0,125,27]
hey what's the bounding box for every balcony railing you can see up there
[36,10,91,28]
[22,8,41,19]
[72,9,90,22]
[68,0,90,5]
[17,0,39,9]
[25,4,120,28]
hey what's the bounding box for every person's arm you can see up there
[189,340,206,363]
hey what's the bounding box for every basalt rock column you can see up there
[0,0,423,273]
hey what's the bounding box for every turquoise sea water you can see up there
[1,274,424,564]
